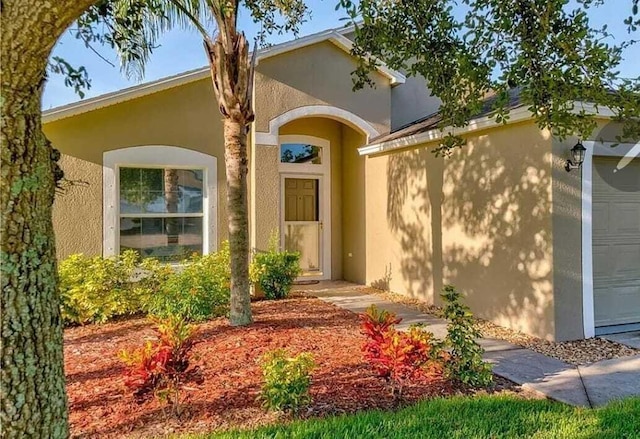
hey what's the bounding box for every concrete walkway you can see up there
[603,331,640,349]
[295,281,640,407]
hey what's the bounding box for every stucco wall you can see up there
[53,155,103,259]
[364,121,556,340]
[253,116,367,281]
[551,134,584,340]
[390,73,441,131]
[551,120,628,340]
[249,40,391,279]
[252,144,281,252]
[44,79,227,259]
[254,41,391,136]
[46,39,392,263]
[341,127,367,283]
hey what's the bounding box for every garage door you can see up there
[592,157,640,330]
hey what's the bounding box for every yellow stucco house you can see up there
[43,26,640,342]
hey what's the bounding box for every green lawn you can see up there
[183,396,640,439]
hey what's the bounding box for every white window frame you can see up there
[279,135,331,280]
[103,145,217,258]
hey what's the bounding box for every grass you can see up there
[181,395,640,439]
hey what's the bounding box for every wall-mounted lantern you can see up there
[564,141,587,172]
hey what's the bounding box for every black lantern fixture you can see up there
[565,141,587,172]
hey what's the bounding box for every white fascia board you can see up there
[571,101,617,118]
[256,31,405,85]
[358,107,533,156]
[255,29,340,64]
[43,67,210,123]
[254,24,356,63]
[327,33,405,86]
[359,102,617,156]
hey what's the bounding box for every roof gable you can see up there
[43,26,404,123]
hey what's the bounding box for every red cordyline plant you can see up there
[119,316,198,414]
[360,305,443,399]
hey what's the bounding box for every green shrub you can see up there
[148,242,231,322]
[59,251,171,325]
[250,235,301,300]
[259,349,316,413]
[441,285,493,387]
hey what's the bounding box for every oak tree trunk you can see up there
[223,119,253,326]
[1,84,69,439]
[164,169,180,242]
[1,1,98,437]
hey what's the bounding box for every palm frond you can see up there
[105,0,214,79]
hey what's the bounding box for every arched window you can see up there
[280,143,322,165]
[278,135,330,174]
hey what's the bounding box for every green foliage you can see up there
[259,349,316,413]
[47,56,91,98]
[339,0,640,155]
[441,285,493,387]
[148,242,231,322]
[59,250,171,325]
[250,234,301,300]
[73,0,310,80]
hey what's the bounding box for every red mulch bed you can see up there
[64,295,458,438]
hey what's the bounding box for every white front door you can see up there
[281,175,327,278]
[278,135,331,280]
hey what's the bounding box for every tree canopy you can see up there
[339,0,639,154]
[65,0,307,79]
[52,1,639,153]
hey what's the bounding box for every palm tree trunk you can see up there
[1,1,98,436]
[164,169,180,244]
[223,118,253,326]
[204,17,256,326]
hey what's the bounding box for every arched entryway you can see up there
[251,111,370,283]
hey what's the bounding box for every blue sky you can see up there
[43,1,639,109]
[43,1,348,109]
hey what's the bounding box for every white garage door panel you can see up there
[592,203,609,235]
[613,244,640,278]
[592,157,640,328]
[593,243,640,278]
[592,244,610,278]
[613,203,640,234]
[594,284,640,324]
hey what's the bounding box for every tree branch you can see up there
[68,29,116,67]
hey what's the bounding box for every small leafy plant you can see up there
[148,241,231,321]
[441,285,493,387]
[360,305,441,399]
[59,250,171,325]
[119,316,198,414]
[259,349,316,413]
[250,233,301,300]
